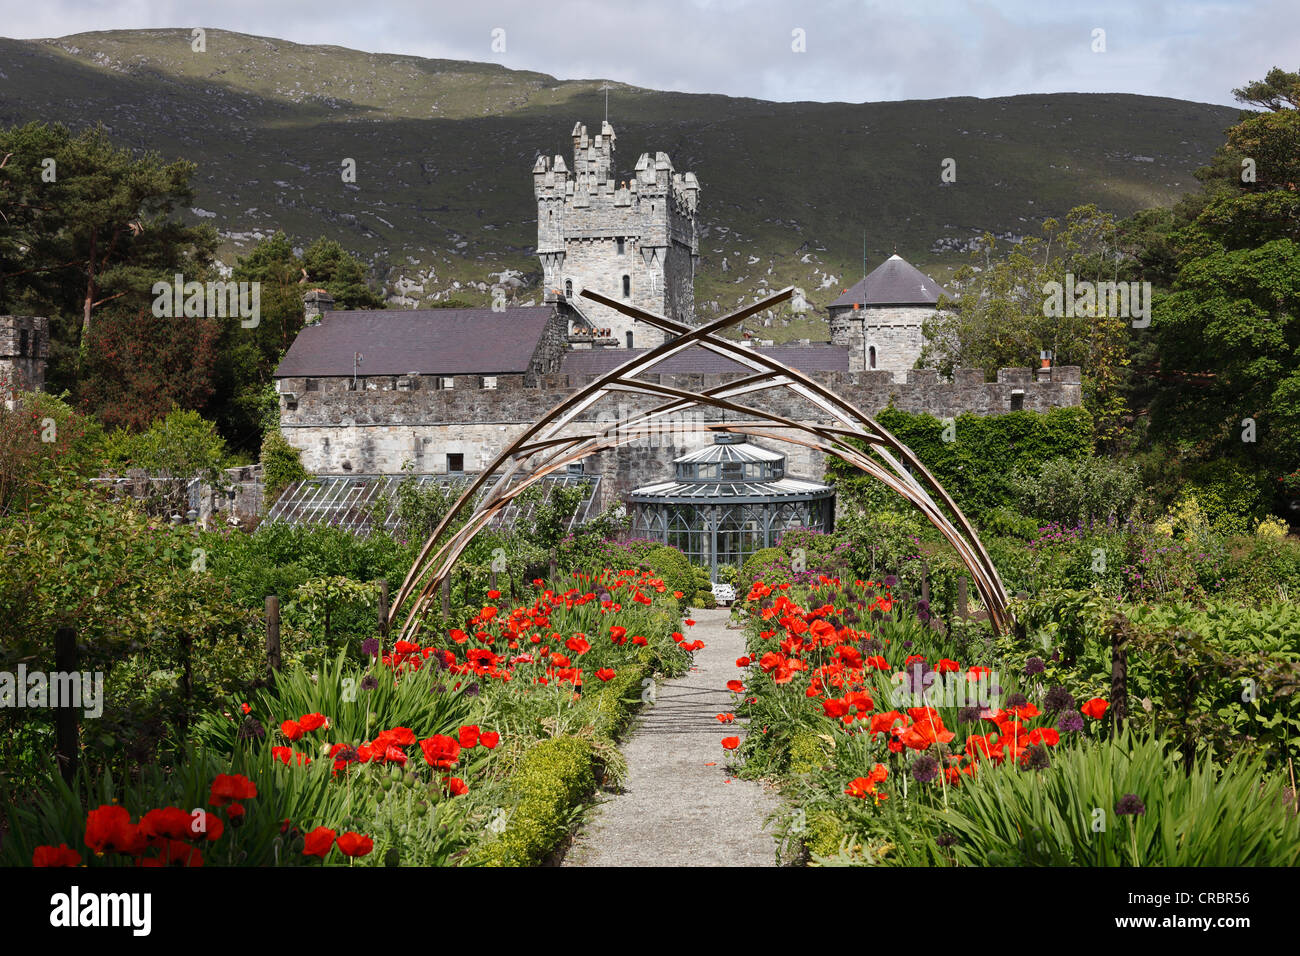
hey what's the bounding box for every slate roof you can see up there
[274,307,554,377]
[829,254,954,308]
[560,343,848,377]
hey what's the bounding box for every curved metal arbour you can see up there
[389,286,1014,638]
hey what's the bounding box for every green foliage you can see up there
[0,390,105,516]
[641,546,695,605]
[1009,455,1145,525]
[260,428,309,503]
[829,405,1094,521]
[894,734,1300,867]
[474,736,595,866]
[693,590,718,609]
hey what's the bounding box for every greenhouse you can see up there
[628,434,835,578]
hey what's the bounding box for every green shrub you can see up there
[475,736,595,866]
[1009,455,1144,526]
[641,546,694,604]
[261,428,309,503]
[693,589,717,609]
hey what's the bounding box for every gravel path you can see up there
[563,607,781,867]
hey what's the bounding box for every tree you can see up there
[78,304,221,430]
[0,122,218,391]
[920,205,1135,448]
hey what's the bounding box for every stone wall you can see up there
[829,304,933,380]
[0,314,50,407]
[278,365,1082,508]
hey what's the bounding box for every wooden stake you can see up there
[266,596,281,674]
[54,626,79,786]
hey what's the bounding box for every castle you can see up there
[3,120,1083,519]
[0,314,49,409]
[535,121,700,349]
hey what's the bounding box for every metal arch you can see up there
[388,287,1015,638]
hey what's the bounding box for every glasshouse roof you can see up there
[263,472,601,537]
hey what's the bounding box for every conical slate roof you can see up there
[829,254,953,308]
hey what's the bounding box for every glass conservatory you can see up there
[628,434,835,578]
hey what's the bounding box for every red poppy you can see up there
[565,635,591,655]
[240,702,251,715]
[85,805,142,855]
[139,807,194,842]
[33,843,82,867]
[487,589,501,599]
[298,712,329,732]
[280,719,304,741]
[336,832,374,857]
[632,635,648,646]
[420,735,462,769]
[609,625,627,642]
[479,731,500,749]
[209,773,257,806]
[141,840,203,867]
[595,668,616,682]
[721,736,741,750]
[715,713,736,723]
[457,725,481,749]
[726,680,745,693]
[1081,698,1109,719]
[443,777,469,795]
[303,826,336,858]
[684,619,696,627]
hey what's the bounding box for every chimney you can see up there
[303,289,334,325]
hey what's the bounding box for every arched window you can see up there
[868,345,877,369]
[626,331,634,348]
[617,237,625,255]
[564,279,573,298]
[622,275,631,298]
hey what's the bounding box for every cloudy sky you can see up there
[2,0,1295,107]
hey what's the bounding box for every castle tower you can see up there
[828,254,953,382]
[0,315,49,409]
[534,121,699,348]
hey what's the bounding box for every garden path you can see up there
[562,607,781,867]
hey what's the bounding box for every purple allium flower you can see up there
[237,717,265,741]
[1115,793,1146,816]
[936,832,958,848]
[362,638,380,657]
[1056,710,1084,733]
[884,575,898,588]
[1044,685,1075,713]
[957,706,982,724]
[463,682,481,698]
[1021,745,1051,771]
[911,754,940,783]
[1005,692,1028,708]
[333,745,360,764]
[1024,656,1045,676]
[360,674,379,691]
[901,639,913,649]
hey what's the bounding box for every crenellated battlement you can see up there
[534,121,700,348]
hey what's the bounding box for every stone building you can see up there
[0,314,49,409]
[534,121,699,349]
[829,254,953,380]
[271,118,1084,531]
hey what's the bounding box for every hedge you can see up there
[473,736,597,867]
[827,405,1094,519]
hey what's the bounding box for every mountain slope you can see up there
[0,28,1238,338]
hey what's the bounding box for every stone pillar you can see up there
[303,289,335,324]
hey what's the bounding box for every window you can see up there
[482,376,498,390]
[447,453,465,473]
[622,275,631,298]
[304,378,319,392]
[868,346,877,369]
[626,331,634,348]
[1010,389,1025,411]
[566,462,585,475]
[721,462,743,481]
[438,377,454,390]
[617,237,625,255]
[564,279,573,298]
[19,329,29,356]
